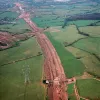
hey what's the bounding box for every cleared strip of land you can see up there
[15,2,68,100]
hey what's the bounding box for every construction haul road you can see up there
[15,3,68,100]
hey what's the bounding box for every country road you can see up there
[15,3,68,100]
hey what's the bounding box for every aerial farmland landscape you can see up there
[0,0,100,100]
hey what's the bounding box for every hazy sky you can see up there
[54,0,70,2]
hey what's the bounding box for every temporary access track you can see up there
[15,3,68,100]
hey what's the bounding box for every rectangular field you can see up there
[0,37,46,100]
[0,37,42,66]
[0,11,31,34]
[76,79,100,99]
[48,25,85,44]
[0,56,46,100]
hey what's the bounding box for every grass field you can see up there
[96,22,100,26]
[68,95,77,100]
[48,25,85,44]
[0,37,45,100]
[79,26,100,37]
[73,37,100,57]
[0,37,42,66]
[0,12,31,34]
[0,11,18,19]
[45,32,85,78]
[32,16,64,28]
[67,20,100,27]
[66,46,100,77]
[0,56,45,100]
[67,83,76,100]
[68,83,74,95]
[76,79,100,99]
[71,36,100,77]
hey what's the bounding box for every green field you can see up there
[32,16,64,28]
[0,12,31,34]
[0,56,45,100]
[96,22,100,26]
[79,26,100,37]
[68,95,77,100]
[76,79,100,99]
[67,83,77,100]
[48,25,85,44]
[0,11,18,19]
[66,46,100,77]
[0,37,45,100]
[71,37,100,77]
[68,83,74,95]
[73,37,100,57]
[68,20,100,27]
[0,37,42,66]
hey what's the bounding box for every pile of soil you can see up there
[0,32,34,50]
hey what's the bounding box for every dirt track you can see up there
[15,3,68,100]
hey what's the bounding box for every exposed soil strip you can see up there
[15,2,68,100]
